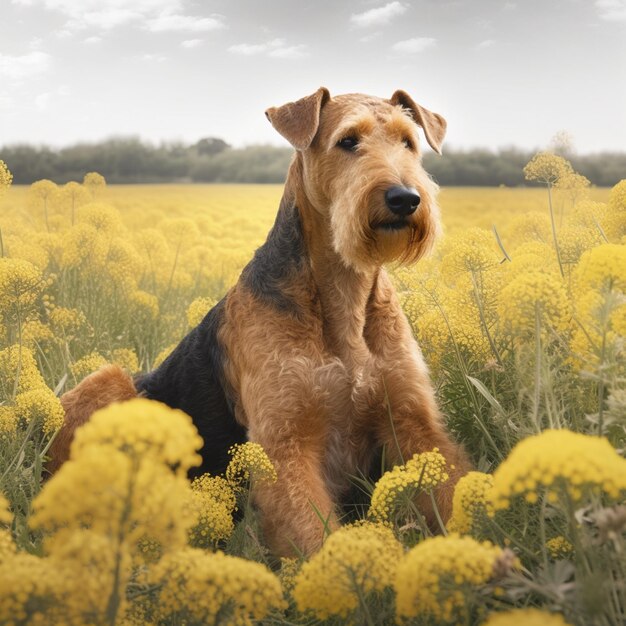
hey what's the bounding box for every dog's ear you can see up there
[265,87,331,151]
[390,90,447,155]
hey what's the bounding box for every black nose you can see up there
[384,186,420,216]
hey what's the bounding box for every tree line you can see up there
[1,137,624,186]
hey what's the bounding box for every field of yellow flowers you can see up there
[0,154,625,626]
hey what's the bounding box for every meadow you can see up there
[0,156,625,626]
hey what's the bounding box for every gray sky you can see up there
[1,0,625,152]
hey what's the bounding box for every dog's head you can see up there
[266,88,445,272]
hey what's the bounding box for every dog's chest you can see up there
[317,357,385,495]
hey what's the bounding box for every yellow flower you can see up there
[0,529,16,562]
[0,257,43,317]
[395,533,502,622]
[293,522,402,619]
[498,271,570,339]
[0,160,12,193]
[0,552,62,624]
[523,152,573,186]
[31,447,195,556]
[369,449,449,525]
[14,387,64,434]
[0,406,17,441]
[71,398,203,474]
[83,171,106,198]
[0,344,46,397]
[546,536,574,559]
[226,442,277,488]
[574,243,626,293]
[70,351,107,382]
[147,548,285,625]
[0,492,11,525]
[112,348,140,373]
[491,430,626,510]
[448,471,494,535]
[187,295,217,328]
[188,475,237,548]
[481,608,573,626]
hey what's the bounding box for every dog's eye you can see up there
[402,137,415,151]
[337,136,359,152]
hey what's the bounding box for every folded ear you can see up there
[265,87,331,151]
[390,90,447,155]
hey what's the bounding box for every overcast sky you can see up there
[1,0,625,153]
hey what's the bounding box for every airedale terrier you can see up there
[50,88,471,556]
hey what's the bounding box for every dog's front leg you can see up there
[240,365,339,557]
[364,271,471,527]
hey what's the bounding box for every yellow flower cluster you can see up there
[481,608,573,626]
[69,351,107,382]
[188,474,237,548]
[448,471,494,534]
[0,160,12,193]
[0,258,43,318]
[369,448,449,524]
[292,522,402,619]
[491,429,626,509]
[498,271,570,338]
[546,536,574,559]
[523,152,573,185]
[395,533,502,622]
[186,295,217,328]
[146,548,285,625]
[71,398,203,473]
[14,388,64,434]
[226,441,278,487]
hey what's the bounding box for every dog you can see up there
[49,88,471,556]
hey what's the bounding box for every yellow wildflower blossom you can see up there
[448,471,494,535]
[0,553,63,624]
[31,447,195,554]
[112,348,140,373]
[187,295,217,328]
[0,159,12,193]
[0,492,11,524]
[188,475,237,548]
[148,548,285,625]
[491,429,626,510]
[83,171,106,198]
[0,344,46,396]
[70,351,107,382]
[0,406,17,441]
[226,442,278,488]
[14,387,64,434]
[0,530,16,562]
[498,271,570,338]
[546,536,574,559]
[523,152,573,185]
[293,522,402,620]
[395,533,502,622]
[481,608,573,626]
[369,449,449,525]
[0,257,43,317]
[71,398,202,473]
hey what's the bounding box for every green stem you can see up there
[547,183,564,278]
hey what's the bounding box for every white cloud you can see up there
[11,0,226,33]
[476,39,495,49]
[350,2,407,28]
[84,36,103,44]
[595,0,626,21]
[392,37,436,54]
[181,38,202,48]
[145,13,225,33]
[229,43,268,56]
[0,50,51,79]
[229,39,307,59]
[140,53,167,62]
[268,44,308,59]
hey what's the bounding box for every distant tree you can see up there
[194,138,230,156]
